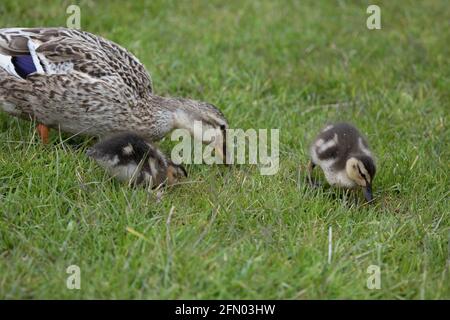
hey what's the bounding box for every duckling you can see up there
[308,122,376,202]
[86,132,187,188]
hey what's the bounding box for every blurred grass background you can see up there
[0,0,448,299]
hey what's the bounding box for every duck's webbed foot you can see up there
[36,123,49,144]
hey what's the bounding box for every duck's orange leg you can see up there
[36,123,50,144]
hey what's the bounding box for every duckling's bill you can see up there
[363,183,373,202]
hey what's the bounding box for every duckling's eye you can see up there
[357,167,367,180]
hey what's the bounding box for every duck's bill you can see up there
[221,125,229,166]
[214,127,230,165]
[363,184,373,202]
[214,141,229,165]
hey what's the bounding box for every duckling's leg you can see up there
[36,123,49,144]
[307,160,317,186]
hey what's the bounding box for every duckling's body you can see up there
[87,132,187,188]
[309,122,376,201]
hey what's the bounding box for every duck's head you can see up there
[345,155,376,202]
[167,98,229,164]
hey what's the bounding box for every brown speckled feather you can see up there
[0,27,153,98]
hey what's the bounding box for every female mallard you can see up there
[0,27,228,160]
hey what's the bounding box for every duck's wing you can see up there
[0,28,153,99]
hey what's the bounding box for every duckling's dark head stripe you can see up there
[357,155,376,178]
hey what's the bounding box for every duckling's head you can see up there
[345,155,376,202]
[166,160,188,186]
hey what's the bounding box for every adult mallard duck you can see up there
[0,27,228,160]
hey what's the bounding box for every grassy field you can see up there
[0,0,448,299]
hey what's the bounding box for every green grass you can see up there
[0,0,449,299]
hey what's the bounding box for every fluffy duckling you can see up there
[86,132,187,188]
[308,122,376,202]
